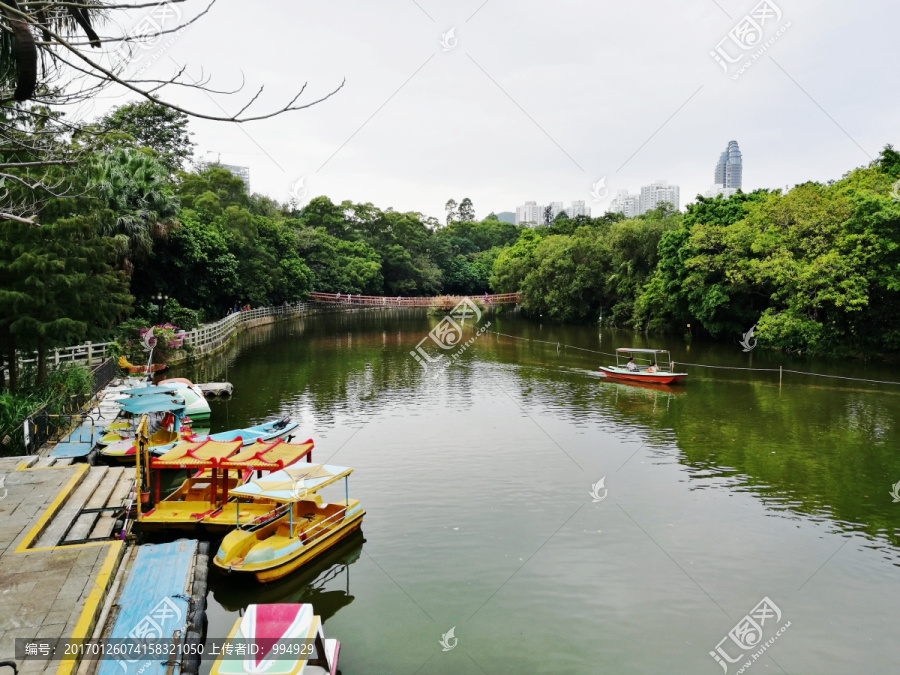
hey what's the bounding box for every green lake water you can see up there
[172,310,900,674]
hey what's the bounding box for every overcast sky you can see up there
[85,0,899,221]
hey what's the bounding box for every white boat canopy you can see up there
[615,348,672,354]
[228,463,353,503]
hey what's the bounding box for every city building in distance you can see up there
[640,180,680,213]
[608,190,642,218]
[515,201,543,226]
[195,157,251,191]
[515,200,592,226]
[608,180,680,217]
[706,140,743,199]
[715,140,743,188]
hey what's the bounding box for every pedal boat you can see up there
[196,418,300,446]
[214,464,364,583]
[137,437,314,534]
[210,603,339,675]
[144,379,212,422]
[598,348,687,385]
[100,394,188,462]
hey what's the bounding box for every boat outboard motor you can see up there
[274,417,290,430]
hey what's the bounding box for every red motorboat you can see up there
[599,348,687,384]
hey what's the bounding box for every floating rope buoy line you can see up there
[485,329,900,387]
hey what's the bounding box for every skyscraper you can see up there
[639,180,680,213]
[714,140,742,190]
[515,201,543,226]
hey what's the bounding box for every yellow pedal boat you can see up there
[137,437,315,534]
[213,464,364,583]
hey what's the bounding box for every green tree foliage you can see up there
[0,216,132,386]
[91,148,180,260]
[296,228,382,294]
[495,211,680,324]
[136,167,312,314]
[444,198,458,226]
[458,197,475,222]
[635,155,900,353]
[99,101,195,174]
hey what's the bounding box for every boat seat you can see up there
[185,481,212,501]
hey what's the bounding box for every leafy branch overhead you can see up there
[0,0,344,226]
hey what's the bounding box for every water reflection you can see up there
[173,311,900,555]
[211,531,365,623]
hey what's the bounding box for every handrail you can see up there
[9,301,314,370]
[308,292,521,306]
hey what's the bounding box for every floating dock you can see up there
[93,539,207,675]
[197,382,233,397]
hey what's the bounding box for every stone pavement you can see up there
[0,457,124,675]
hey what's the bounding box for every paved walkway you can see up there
[0,457,123,675]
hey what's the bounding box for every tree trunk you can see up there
[37,334,47,385]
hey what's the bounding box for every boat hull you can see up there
[216,513,365,583]
[598,366,687,385]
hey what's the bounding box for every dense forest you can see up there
[3,100,900,396]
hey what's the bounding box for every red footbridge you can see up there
[308,292,520,309]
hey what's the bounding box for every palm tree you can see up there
[92,148,179,261]
[1,0,103,102]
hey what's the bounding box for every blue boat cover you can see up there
[98,539,197,675]
[121,383,184,397]
[119,395,185,415]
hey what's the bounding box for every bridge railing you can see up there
[308,292,520,307]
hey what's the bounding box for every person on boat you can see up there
[626,357,638,371]
[646,362,659,374]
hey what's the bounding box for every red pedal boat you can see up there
[599,348,687,385]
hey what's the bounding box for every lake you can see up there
[173,309,900,674]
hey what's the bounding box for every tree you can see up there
[458,197,475,222]
[875,144,900,179]
[543,205,553,226]
[99,101,195,174]
[0,216,132,386]
[445,199,458,226]
[92,148,179,262]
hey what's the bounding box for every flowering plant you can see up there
[116,320,187,364]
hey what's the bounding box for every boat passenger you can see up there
[646,362,659,374]
[626,357,637,371]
